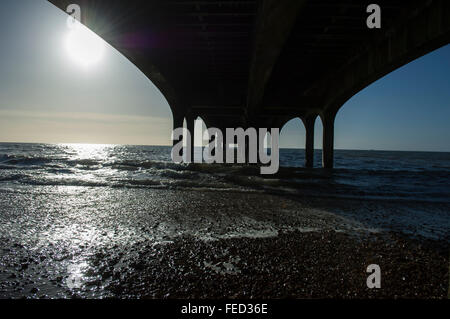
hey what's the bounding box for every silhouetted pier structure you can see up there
[50,0,450,168]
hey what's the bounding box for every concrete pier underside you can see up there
[49,0,450,168]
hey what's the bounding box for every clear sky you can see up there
[0,0,449,151]
[281,43,450,152]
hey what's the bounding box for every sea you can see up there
[0,142,449,298]
[0,142,449,203]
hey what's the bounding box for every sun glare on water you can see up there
[65,23,105,68]
[62,143,111,160]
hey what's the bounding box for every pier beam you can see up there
[302,115,316,168]
[321,112,335,169]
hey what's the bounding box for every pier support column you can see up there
[232,135,239,163]
[302,115,316,168]
[249,128,263,165]
[223,127,228,164]
[217,126,226,164]
[172,114,185,160]
[172,114,184,145]
[245,134,250,164]
[209,134,216,157]
[186,116,195,163]
[321,111,336,169]
[255,131,260,164]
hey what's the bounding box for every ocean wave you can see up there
[0,174,29,182]
[0,154,56,166]
[0,145,449,202]
[18,178,110,188]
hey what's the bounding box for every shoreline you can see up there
[104,231,449,299]
[0,187,448,298]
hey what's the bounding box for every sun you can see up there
[65,23,105,68]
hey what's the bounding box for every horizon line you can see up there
[0,141,448,153]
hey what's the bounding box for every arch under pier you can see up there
[49,0,450,168]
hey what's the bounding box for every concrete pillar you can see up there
[255,132,260,164]
[222,127,228,164]
[322,112,335,169]
[186,116,195,163]
[244,135,250,164]
[302,115,316,168]
[209,134,216,157]
[232,135,239,163]
[172,114,184,147]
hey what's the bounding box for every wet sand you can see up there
[0,187,448,298]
